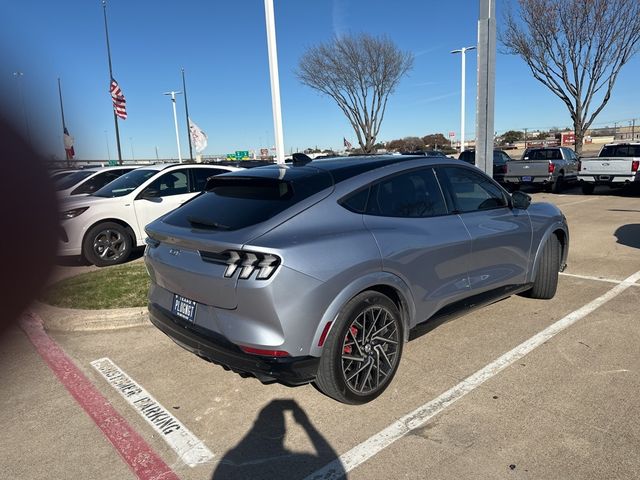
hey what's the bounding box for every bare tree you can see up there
[297,34,414,154]
[502,0,640,154]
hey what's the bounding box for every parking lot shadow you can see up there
[211,399,344,480]
[614,224,640,249]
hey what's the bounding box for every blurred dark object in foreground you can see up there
[0,117,58,335]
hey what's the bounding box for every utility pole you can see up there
[163,91,183,163]
[475,0,496,176]
[523,128,528,149]
[632,119,636,141]
[451,46,476,155]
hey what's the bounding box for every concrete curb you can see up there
[34,301,150,332]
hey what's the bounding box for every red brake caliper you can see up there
[344,326,358,354]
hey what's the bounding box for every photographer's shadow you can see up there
[211,399,345,480]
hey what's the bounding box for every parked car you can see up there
[578,143,640,194]
[58,163,241,266]
[503,147,578,193]
[55,166,136,197]
[144,155,569,404]
[401,150,448,158]
[458,149,512,183]
[50,169,78,182]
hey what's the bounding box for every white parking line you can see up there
[560,272,640,286]
[557,197,598,207]
[306,270,640,480]
[91,357,214,467]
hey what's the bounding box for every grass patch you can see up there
[41,261,150,309]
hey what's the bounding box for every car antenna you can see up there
[292,153,313,165]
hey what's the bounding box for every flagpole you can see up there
[102,0,123,165]
[57,77,70,166]
[181,68,194,162]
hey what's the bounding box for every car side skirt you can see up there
[409,283,533,341]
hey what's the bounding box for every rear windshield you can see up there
[526,149,563,160]
[163,171,333,231]
[55,170,94,190]
[600,144,640,157]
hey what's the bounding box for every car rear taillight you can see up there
[225,250,280,280]
[500,164,508,174]
[548,161,555,174]
[632,160,639,172]
[577,160,582,172]
[199,249,281,279]
[239,346,290,357]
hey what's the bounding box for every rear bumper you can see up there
[503,175,553,184]
[578,174,639,184]
[148,302,320,386]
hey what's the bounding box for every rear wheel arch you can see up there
[309,274,415,357]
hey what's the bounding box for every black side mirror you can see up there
[139,188,160,200]
[511,190,531,210]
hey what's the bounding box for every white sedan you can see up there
[59,163,241,266]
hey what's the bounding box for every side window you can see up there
[191,168,229,192]
[340,187,370,213]
[365,168,447,218]
[438,166,508,213]
[143,169,189,197]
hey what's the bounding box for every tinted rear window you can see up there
[600,145,640,157]
[163,172,333,231]
[55,170,94,190]
[459,151,475,164]
[526,149,563,160]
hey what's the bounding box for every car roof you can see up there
[216,155,464,185]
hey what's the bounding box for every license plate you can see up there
[522,176,532,182]
[172,294,197,323]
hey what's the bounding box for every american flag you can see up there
[343,137,353,149]
[110,78,127,120]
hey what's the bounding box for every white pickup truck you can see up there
[578,143,640,194]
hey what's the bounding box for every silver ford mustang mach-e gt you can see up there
[144,155,569,404]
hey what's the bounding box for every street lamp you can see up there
[163,91,183,163]
[104,130,111,161]
[451,46,476,153]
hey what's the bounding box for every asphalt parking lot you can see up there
[2,184,639,480]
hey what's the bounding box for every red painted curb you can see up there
[20,312,180,480]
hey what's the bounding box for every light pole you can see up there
[12,71,32,146]
[451,46,476,154]
[104,130,111,160]
[163,91,183,163]
[264,0,285,164]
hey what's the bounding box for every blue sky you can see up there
[1,0,639,160]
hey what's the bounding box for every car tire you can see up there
[82,222,132,267]
[551,175,564,194]
[523,234,561,300]
[581,183,595,195]
[315,291,404,404]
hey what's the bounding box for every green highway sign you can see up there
[235,150,250,160]
[108,160,117,166]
